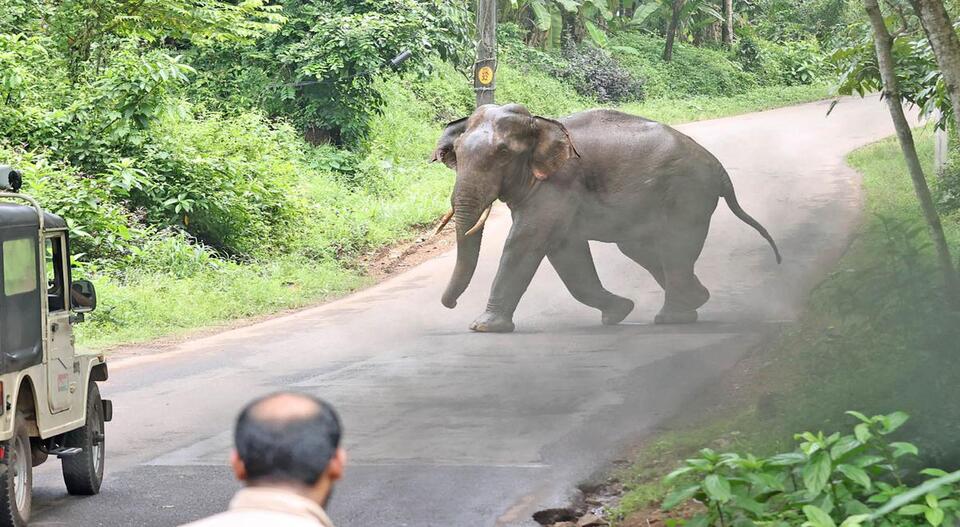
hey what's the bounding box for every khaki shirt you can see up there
[182,487,335,527]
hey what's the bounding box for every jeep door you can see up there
[44,233,74,413]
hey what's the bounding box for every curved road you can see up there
[33,96,914,526]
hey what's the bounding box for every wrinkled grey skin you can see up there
[432,103,781,333]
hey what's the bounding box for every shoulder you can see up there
[181,510,322,527]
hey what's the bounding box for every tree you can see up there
[862,0,960,309]
[909,0,960,132]
[663,0,685,60]
[721,0,733,45]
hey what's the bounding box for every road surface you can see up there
[32,96,915,526]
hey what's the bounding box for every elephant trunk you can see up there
[441,199,487,309]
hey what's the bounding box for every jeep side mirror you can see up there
[71,279,97,313]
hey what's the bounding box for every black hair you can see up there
[234,392,342,486]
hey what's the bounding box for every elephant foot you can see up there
[601,296,635,326]
[470,312,516,333]
[654,310,698,324]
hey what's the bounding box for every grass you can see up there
[607,129,960,524]
[75,63,833,352]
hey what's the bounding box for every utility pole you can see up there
[475,0,497,107]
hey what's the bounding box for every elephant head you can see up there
[431,103,579,309]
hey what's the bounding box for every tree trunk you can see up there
[663,0,684,61]
[909,0,960,130]
[864,0,960,310]
[722,0,733,45]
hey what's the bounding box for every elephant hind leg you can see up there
[655,218,712,324]
[617,241,666,290]
[547,239,634,325]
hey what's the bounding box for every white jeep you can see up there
[0,165,111,526]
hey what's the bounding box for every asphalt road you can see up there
[32,96,916,527]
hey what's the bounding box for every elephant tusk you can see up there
[435,208,454,235]
[465,205,492,237]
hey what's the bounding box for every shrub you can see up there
[737,31,826,86]
[5,146,138,261]
[496,61,593,116]
[610,33,755,98]
[134,111,302,258]
[662,411,960,527]
[556,43,645,103]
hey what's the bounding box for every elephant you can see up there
[431,103,781,333]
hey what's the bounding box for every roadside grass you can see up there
[77,74,832,351]
[606,129,960,524]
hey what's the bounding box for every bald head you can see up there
[234,392,342,487]
[247,393,323,422]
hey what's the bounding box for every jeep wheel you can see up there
[61,382,104,495]
[0,415,32,527]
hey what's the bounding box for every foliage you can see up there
[830,15,950,128]
[663,411,960,527]
[250,0,470,143]
[611,33,754,98]
[742,0,856,43]
[499,0,618,49]
[555,43,645,103]
[736,31,827,86]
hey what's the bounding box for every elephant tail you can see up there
[720,170,782,264]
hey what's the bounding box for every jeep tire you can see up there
[0,414,32,527]
[62,382,104,495]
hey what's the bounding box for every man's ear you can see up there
[326,447,347,482]
[531,117,580,181]
[231,450,248,482]
[431,117,470,169]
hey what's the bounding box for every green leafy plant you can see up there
[662,411,960,527]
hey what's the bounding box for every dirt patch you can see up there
[101,221,456,361]
[356,225,456,282]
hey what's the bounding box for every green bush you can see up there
[610,33,755,98]
[3,146,138,261]
[737,31,826,86]
[132,111,301,258]
[662,411,960,527]
[556,43,645,103]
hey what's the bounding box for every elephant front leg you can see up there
[548,239,634,326]
[470,227,549,333]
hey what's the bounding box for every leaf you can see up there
[880,412,909,434]
[804,451,832,495]
[837,464,872,490]
[664,466,695,483]
[554,0,581,12]
[803,505,838,527]
[831,436,862,460]
[768,452,807,466]
[839,514,871,527]
[854,423,872,443]
[925,507,944,527]
[583,20,608,47]
[853,455,885,468]
[530,0,552,30]
[630,2,659,25]
[703,474,732,503]
[890,442,919,458]
[897,504,927,515]
[662,484,699,510]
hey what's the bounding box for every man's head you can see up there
[231,392,346,505]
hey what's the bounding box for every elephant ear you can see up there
[531,117,580,181]
[431,117,469,169]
